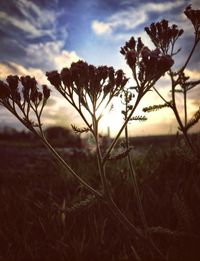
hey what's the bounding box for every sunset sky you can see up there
[0,0,199,136]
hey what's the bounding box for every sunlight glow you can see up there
[99,98,124,136]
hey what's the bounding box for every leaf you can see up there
[143,102,172,112]
[71,124,91,134]
[186,79,200,91]
[183,107,200,131]
[108,147,133,161]
[63,194,96,214]
[174,89,183,93]
[130,115,147,121]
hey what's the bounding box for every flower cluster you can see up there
[0,75,19,101]
[21,76,50,104]
[0,75,50,105]
[46,60,128,107]
[120,37,174,86]
[184,5,200,40]
[144,20,183,54]
[0,75,51,129]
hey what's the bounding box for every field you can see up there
[0,135,200,261]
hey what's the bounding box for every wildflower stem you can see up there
[92,106,109,196]
[103,93,143,164]
[39,135,103,198]
[124,125,166,259]
[152,86,171,106]
[91,102,148,251]
[170,71,197,155]
[179,39,199,74]
[183,87,187,126]
[124,123,149,235]
[59,91,94,134]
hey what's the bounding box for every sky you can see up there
[0,0,199,137]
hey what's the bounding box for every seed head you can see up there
[6,75,19,90]
[60,68,72,87]
[126,51,137,67]
[0,81,10,99]
[115,70,124,86]
[97,66,108,81]
[145,20,183,53]
[184,5,200,40]
[46,71,61,88]
[121,36,174,84]
[42,85,51,100]
[21,76,37,91]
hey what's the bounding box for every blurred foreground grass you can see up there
[0,138,200,261]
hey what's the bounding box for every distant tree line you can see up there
[0,126,82,148]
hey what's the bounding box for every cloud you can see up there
[0,11,45,38]
[0,0,59,39]
[91,20,112,35]
[25,41,81,71]
[0,61,47,84]
[92,1,185,37]
[185,69,200,80]
[0,40,82,80]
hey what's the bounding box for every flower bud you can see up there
[30,89,38,103]
[184,5,200,38]
[137,38,144,52]
[21,76,37,91]
[60,68,72,87]
[127,37,136,49]
[46,71,61,88]
[0,81,10,99]
[98,66,108,81]
[42,85,51,100]
[6,75,19,90]
[38,91,43,102]
[159,55,174,74]
[103,82,113,94]
[115,69,123,86]
[126,51,137,67]
[120,47,126,55]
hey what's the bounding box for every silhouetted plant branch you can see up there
[142,5,200,158]
[0,4,199,260]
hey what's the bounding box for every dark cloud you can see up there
[0,0,68,68]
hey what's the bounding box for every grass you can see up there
[0,138,200,261]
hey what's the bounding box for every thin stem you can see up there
[91,101,151,252]
[103,93,143,164]
[153,86,171,106]
[57,89,94,134]
[39,136,102,198]
[92,99,112,199]
[124,123,148,235]
[178,40,199,74]
[5,102,102,198]
[124,114,165,258]
[11,101,104,194]
[105,196,144,239]
[169,71,196,155]
[183,87,187,127]
[105,197,166,260]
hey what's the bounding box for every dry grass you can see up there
[0,141,200,261]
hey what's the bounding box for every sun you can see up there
[99,100,124,137]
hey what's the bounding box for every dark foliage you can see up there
[0,138,200,261]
